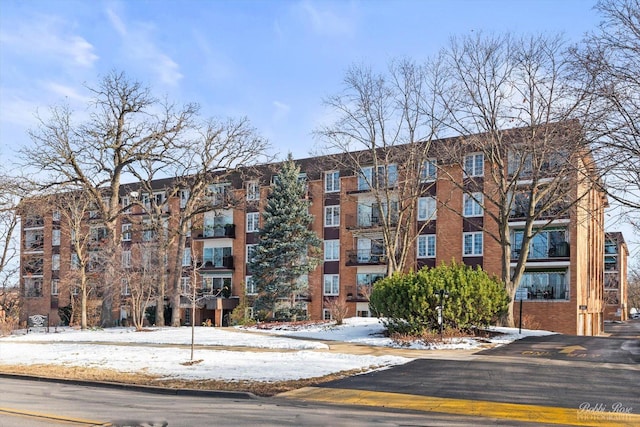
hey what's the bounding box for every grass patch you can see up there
[0,364,368,397]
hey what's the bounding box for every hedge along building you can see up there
[19,122,617,335]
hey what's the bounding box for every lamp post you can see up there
[435,289,449,339]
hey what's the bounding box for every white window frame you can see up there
[324,240,340,261]
[51,279,59,296]
[324,170,340,193]
[182,248,191,266]
[52,210,61,222]
[417,234,436,258]
[463,192,484,217]
[180,277,191,294]
[179,189,190,209]
[121,278,130,296]
[246,181,260,201]
[121,223,132,242]
[323,309,333,321]
[246,244,257,263]
[122,250,131,268]
[52,229,61,246]
[417,197,437,221]
[246,212,260,233]
[324,205,340,227]
[464,153,484,177]
[52,254,60,271]
[463,232,483,256]
[420,159,437,182]
[323,274,340,296]
[71,253,79,270]
[245,276,257,295]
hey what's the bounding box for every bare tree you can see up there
[315,58,446,275]
[436,32,601,326]
[571,0,640,220]
[164,117,270,327]
[53,191,103,329]
[23,71,198,326]
[628,265,640,313]
[121,241,160,331]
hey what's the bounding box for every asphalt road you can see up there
[2,320,639,426]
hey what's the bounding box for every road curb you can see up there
[0,372,256,400]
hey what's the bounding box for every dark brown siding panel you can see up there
[324,227,340,240]
[323,261,340,274]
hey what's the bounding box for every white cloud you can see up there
[296,0,357,37]
[43,81,91,103]
[272,100,291,121]
[105,9,183,86]
[0,15,98,68]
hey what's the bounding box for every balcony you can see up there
[24,217,44,228]
[199,255,234,270]
[346,214,398,230]
[345,285,372,301]
[195,224,236,239]
[346,250,387,266]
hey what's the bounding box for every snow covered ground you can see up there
[0,318,554,382]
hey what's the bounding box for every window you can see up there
[246,181,260,201]
[121,250,131,268]
[417,235,436,258]
[24,277,43,297]
[417,197,437,221]
[179,189,190,209]
[323,309,333,321]
[71,253,80,270]
[246,212,260,233]
[202,276,232,294]
[52,254,60,271]
[90,226,108,243]
[51,279,59,296]
[180,277,191,294]
[52,229,61,246]
[324,240,340,261]
[182,248,191,266]
[121,196,131,213]
[121,278,130,296]
[517,271,568,300]
[142,220,155,242]
[121,223,132,241]
[323,274,339,296]
[356,273,384,297]
[463,193,484,217]
[208,183,230,205]
[324,205,340,227]
[325,171,340,193]
[420,159,437,182]
[464,153,484,177]
[52,210,61,222]
[203,247,232,267]
[512,228,568,259]
[463,232,483,256]
[358,164,398,190]
[246,244,257,263]
[245,276,257,295]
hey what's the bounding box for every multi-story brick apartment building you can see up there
[603,232,629,321]
[19,125,616,335]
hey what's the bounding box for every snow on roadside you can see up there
[0,318,553,382]
[2,326,328,350]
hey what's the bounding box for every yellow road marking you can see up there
[280,387,640,427]
[0,407,111,426]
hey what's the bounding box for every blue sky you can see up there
[2,1,637,257]
[0,0,602,162]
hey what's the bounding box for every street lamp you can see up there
[435,289,449,339]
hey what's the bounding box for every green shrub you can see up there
[370,261,508,335]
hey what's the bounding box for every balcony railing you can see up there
[24,217,44,228]
[197,224,236,239]
[512,242,570,260]
[346,214,398,229]
[346,250,387,265]
[199,255,234,270]
[345,285,372,301]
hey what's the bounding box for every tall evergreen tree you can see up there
[250,154,322,320]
